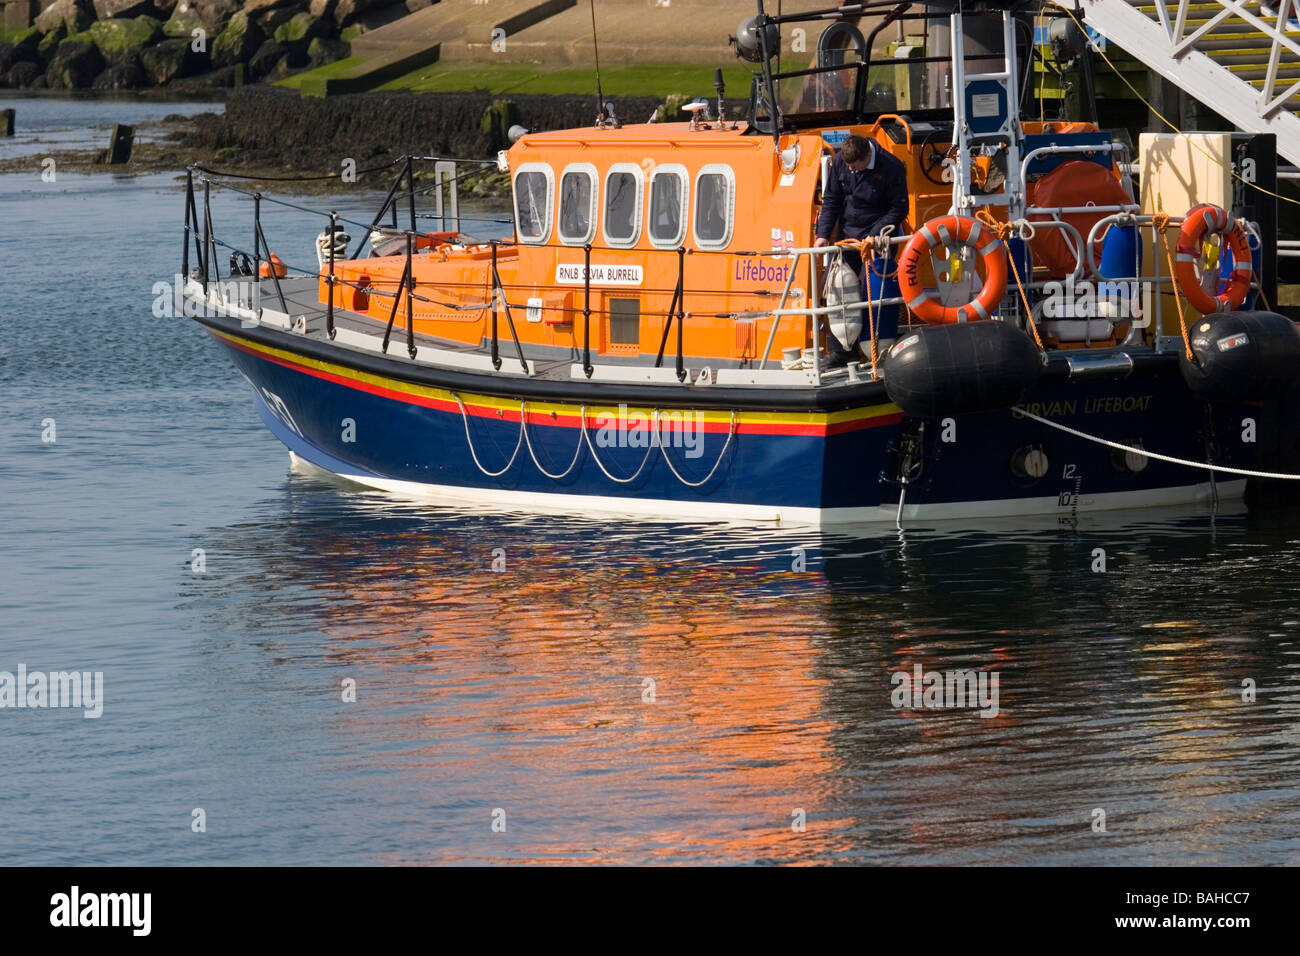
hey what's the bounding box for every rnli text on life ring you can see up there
[898,216,1008,324]
[1175,203,1252,314]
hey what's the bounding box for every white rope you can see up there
[1015,407,1300,480]
[653,409,737,488]
[520,401,584,480]
[453,392,524,477]
[579,407,657,484]
[457,394,739,488]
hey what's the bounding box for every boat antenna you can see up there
[589,0,607,125]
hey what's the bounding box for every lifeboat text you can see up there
[734,258,793,284]
[1016,395,1152,418]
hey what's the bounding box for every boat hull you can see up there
[204,321,1261,525]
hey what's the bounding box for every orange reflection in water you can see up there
[307,531,861,863]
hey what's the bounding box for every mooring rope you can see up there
[520,401,585,480]
[1152,212,1196,362]
[1014,407,1300,480]
[579,407,658,484]
[453,392,524,477]
[653,408,737,488]
[976,209,1045,349]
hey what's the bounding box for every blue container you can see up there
[1220,229,1262,310]
[866,257,900,341]
[1098,224,1143,321]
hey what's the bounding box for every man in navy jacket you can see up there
[813,133,909,362]
[814,133,909,249]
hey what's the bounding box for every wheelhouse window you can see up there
[693,165,735,250]
[603,164,642,248]
[514,164,553,244]
[648,164,688,248]
[558,164,598,245]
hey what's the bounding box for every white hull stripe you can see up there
[287,452,1246,528]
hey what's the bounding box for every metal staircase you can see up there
[1066,0,1300,165]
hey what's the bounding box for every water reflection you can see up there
[181,469,1300,864]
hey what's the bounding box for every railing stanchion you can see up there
[760,248,801,368]
[582,243,593,378]
[487,240,529,374]
[256,220,288,315]
[182,168,193,281]
[653,272,680,368]
[407,155,416,234]
[349,163,407,259]
[381,256,409,354]
[675,245,686,382]
[327,211,337,340]
[405,232,416,358]
[252,193,261,292]
[490,240,501,370]
[187,178,202,272]
[810,250,821,387]
[201,179,211,293]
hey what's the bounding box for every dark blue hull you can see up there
[209,323,1259,524]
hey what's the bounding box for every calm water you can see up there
[2,98,1299,866]
[0,93,217,163]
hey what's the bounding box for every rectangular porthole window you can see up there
[648,165,688,248]
[603,165,642,248]
[693,165,734,250]
[558,164,598,246]
[513,164,553,243]
[608,297,640,348]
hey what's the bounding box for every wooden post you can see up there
[0,110,14,137]
[105,124,134,164]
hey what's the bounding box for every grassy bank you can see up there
[278,62,755,99]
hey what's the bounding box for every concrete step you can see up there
[304,0,580,93]
[456,0,833,67]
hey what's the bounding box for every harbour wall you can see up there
[198,86,721,162]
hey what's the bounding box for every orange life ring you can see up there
[1175,203,1252,314]
[898,216,1008,324]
